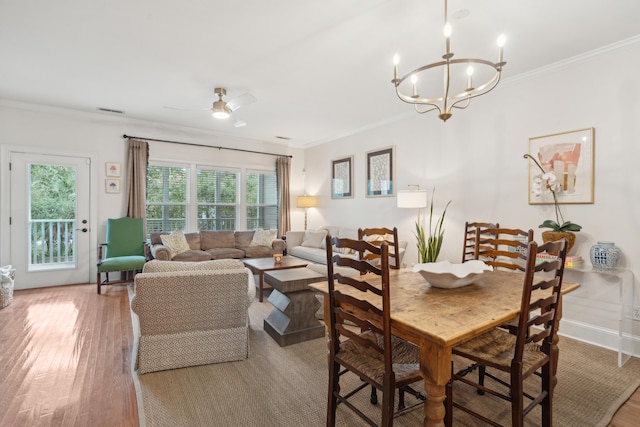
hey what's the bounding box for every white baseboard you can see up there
[559,318,640,361]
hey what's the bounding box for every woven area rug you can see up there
[131,297,640,426]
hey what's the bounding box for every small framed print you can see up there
[366,146,395,197]
[105,179,121,194]
[106,162,121,177]
[331,155,354,199]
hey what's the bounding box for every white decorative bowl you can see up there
[412,260,492,289]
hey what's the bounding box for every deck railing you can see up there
[30,219,75,265]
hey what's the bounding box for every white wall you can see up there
[1,39,637,355]
[0,101,305,278]
[303,40,640,355]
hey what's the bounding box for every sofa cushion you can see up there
[205,248,246,260]
[301,229,327,248]
[250,228,277,247]
[149,232,165,245]
[243,245,276,258]
[235,231,255,248]
[288,246,329,264]
[160,230,192,259]
[143,259,245,272]
[201,230,235,249]
[184,232,201,250]
[171,250,212,262]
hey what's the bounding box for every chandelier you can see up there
[391,0,506,122]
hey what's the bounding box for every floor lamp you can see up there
[397,185,428,261]
[297,195,318,230]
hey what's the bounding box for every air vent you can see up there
[275,136,291,140]
[97,107,125,114]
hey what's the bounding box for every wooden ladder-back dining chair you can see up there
[325,235,424,427]
[480,227,534,271]
[445,238,568,427]
[461,222,499,263]
[358,227,401,269]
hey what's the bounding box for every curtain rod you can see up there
[122,134,293,158]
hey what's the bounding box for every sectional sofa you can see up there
[285,225,408,267]
[147,229,286,261]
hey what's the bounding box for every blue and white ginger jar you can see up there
[589,241,621,269]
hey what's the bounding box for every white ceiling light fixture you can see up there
[391,0,506,122]
[212,87,232,119]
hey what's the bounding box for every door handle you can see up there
[76,228,89,233]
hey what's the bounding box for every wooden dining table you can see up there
[310,268,579,427]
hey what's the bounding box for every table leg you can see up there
[551,295,565,394]
[258,272,264,302]
[420,340,452,427]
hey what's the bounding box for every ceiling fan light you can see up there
[212,100,231,119]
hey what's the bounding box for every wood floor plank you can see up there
[0,284,138,427]
[0,281,636,427]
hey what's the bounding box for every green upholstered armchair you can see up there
[97,217,146,294]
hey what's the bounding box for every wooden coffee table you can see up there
[241,256,309,302]
[263,268,326,346]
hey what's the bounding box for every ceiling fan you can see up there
[164,87,257,127]
[211,87,257,126]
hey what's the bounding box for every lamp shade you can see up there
[397,190,427,208]
[297,195,318,208]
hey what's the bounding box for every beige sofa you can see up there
[147,230,286,261]
[130,259,255,374]
[286,226,408,266]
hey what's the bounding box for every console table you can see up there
[564,266,637,367]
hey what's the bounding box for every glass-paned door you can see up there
[10,152,91,289]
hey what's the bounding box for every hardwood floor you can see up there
[0,283,636,427]
[0,284,138,427]
[608,386,640,427]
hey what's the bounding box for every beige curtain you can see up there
[276,156,291,237]
[125,139,149,220]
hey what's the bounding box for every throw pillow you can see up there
[301,229,327,248]
[250,228,277,247]
[160,230,191,259]
[334,246,357,255]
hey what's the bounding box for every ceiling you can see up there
[1,0,639,147]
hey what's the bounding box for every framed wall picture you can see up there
[366,146,395,197]
[331,155,354,199]
[105,178,121,194]
[106,162,121,177]
[528,127,594,204]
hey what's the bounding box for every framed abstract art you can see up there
[365,146,395,197]
[528,128,594,204]
[331,155,353,199]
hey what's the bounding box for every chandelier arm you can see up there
[462,71,503,101]
[394,59,502,104]
[442,60,451,116]
[414,104,441,115]
[395,86,447,105]
[447,69,502,103]
[450,96,471,111]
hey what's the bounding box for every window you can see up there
[197,168,238,231]
[146,165,188,234]
[246,170,278,230]
[145,162,278,235]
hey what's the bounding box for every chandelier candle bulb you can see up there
[393,54,399,81]
[497,35,506,64]
[411,74,418,97]
[444,22,452,56]
[466,66,473,90]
